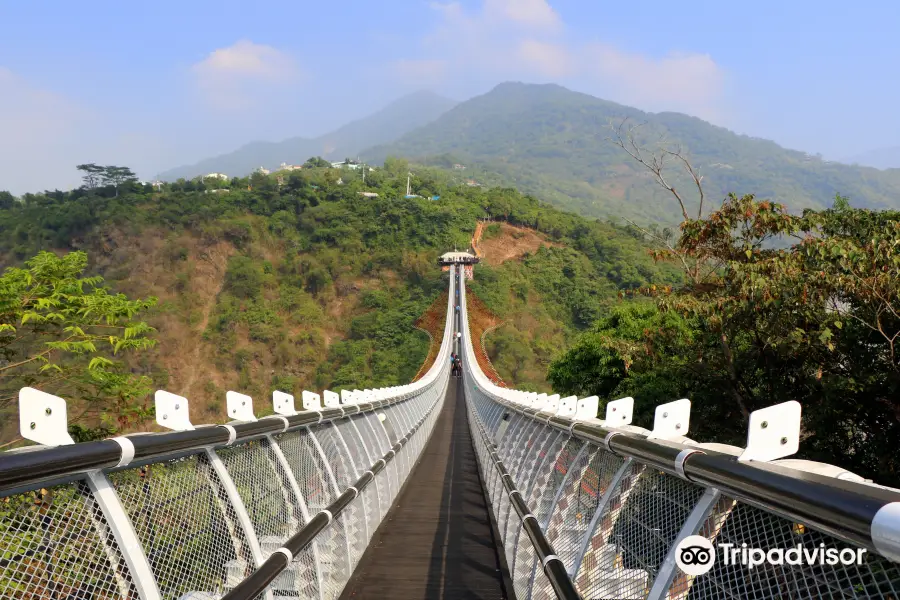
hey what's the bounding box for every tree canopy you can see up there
[550,190,900,485]
[0,160,676,438]
[0,251,157,441]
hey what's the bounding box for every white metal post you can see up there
[86,471,163,600]
[266,434,327,600]
[646,487,721,600]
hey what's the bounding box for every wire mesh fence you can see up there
[110,452,253,598]
[0,481,139,600]
[0,265,458,600]
[6,262,900,600]
[0,388,446,600]
[464,382,900,600]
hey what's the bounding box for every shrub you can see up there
[225,256,263,298]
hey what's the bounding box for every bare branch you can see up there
[662,148,705,218]
[606,117,700,222]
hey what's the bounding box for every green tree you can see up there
[224,256,263,299]
[76,163,105,189]
[0,191,14,210]
[383,156,410,177]
[554,192,900,484]
[0,251,158,438]
[101,165,139,197]
[303,156,331,168]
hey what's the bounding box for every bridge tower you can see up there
[437,249,478,280]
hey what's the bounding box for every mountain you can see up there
[158,91,457,181]
[363,82,900,224]
[841,146,900,170]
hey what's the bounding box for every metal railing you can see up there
[0,267,461,600]
[457,266,900,600]
[5,258,900,600]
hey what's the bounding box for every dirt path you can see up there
[181,248,227,396]
[472,220,486,259]
[471,220,561,266]
[413,291,449,381]
[464,292,506,387]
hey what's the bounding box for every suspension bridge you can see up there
[1,264,900,599]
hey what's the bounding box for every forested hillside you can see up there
[364,82,900,225]
[0,160,678,443]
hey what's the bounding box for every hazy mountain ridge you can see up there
[841,146,900,170]
[158,91,457,181]
[363,82,900,223]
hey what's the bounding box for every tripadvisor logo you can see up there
[675,536,716,576]
[674,535,867,576]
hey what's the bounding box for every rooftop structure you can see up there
[438,250,479,266]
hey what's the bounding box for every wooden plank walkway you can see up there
[338,377,512,600]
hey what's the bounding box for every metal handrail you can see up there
[221,407,436,599]
[0,269,459,498]
[457,269,900,568]
[458,269,584,599]
[484,396,900,562]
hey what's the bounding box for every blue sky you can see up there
[1,0,897,193]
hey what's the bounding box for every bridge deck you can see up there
[339,378,511,600]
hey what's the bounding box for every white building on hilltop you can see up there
[203,173,229,180]
[331,160,363,170]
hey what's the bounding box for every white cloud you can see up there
[191,40,301,111]
[398,1,563,84]
[584,44,726,122]
[393,0,728,123]
[517,39,573,78]
[483,0,561,30]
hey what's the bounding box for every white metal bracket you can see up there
[19,388,74,446]
[226,390,256,422]
[574,396,599,420]
[647,399,691,440]
[556,396,577,417]
[544,394,561,413]
[340,389,356,404]
[155,390,194,431]
[738,400,801,462]
[302,390,322,411]
[323,390,340,408]
[604,396,634,426]
[273,390,297,416]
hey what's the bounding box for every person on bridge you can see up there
[453,355,462,377]
[456,305,460,312]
